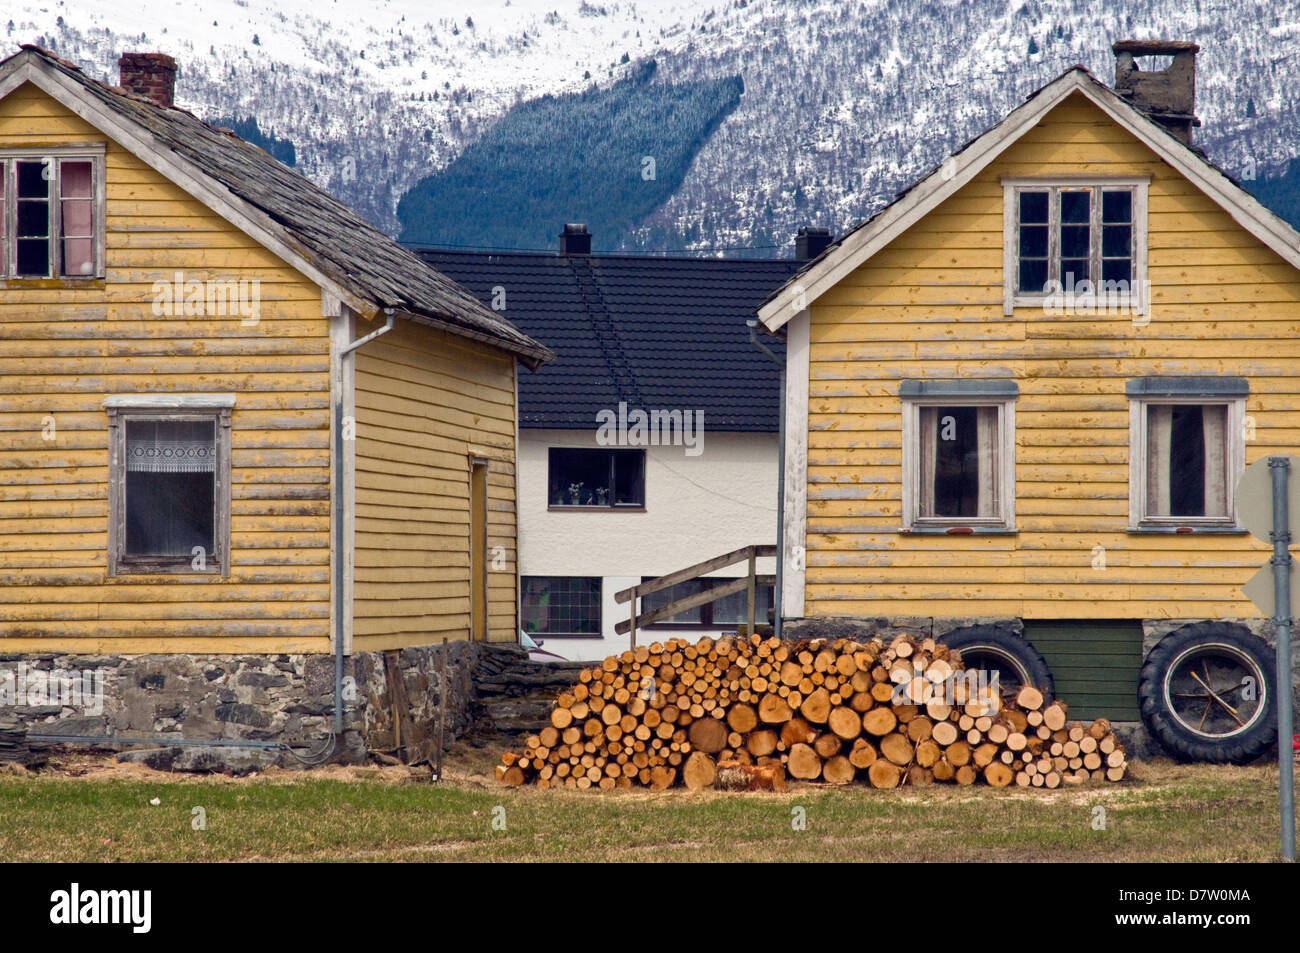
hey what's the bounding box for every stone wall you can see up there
[0,643,591,773]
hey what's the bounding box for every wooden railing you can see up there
[613,544,777,649]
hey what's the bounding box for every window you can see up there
[1,150,104,279]
[1127,378,1246,529]
[548,448,645,508]
[106,395,233,575]
[641,577,775,628]
[521,577,602,636]
[1003,178,1147,313]
[901,380,1017,531]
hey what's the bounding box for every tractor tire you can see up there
[1138,622,1276,765]
[938,625,1055,702]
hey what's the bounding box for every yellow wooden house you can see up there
[0,46,550,760]
[758,42,1297,760]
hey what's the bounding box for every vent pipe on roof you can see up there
[795,226,832,261]
[1112,40,1200,145]
[118,52,177,108]
[559,223,592,255]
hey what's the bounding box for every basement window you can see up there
[1127,378,1246,529]
[548,448,645,508]
[1003,179,1147,314]
[641,577,775,628]
[105,396,233,576]
[521,577,602,637]
[901,380,1017,531]
[0,150,104,279]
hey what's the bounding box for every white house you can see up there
[418,225,827,659]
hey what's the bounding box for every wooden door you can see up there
[470,459,488,640]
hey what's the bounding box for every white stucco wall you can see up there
[517,429,778,661]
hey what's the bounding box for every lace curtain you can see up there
[125,420,216,473]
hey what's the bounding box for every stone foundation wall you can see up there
[0,643,589,773]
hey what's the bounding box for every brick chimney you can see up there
[118,52,177,108]
[795,226,832,261]
[559,223,591,255]
[1112,40,1200,145]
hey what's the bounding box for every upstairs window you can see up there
[548,448,645,508]
[901,380,1017,531]
[1127,378,1246,529]
[0,151,104,279]
[1003,179,1147,314]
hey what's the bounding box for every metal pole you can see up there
[1268,455,1296,861]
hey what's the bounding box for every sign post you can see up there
[1237,455,1298,862]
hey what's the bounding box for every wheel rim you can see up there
[1162,641,1268,740]
[953,646,1032,698]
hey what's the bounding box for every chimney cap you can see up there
[558,222,592,255]
[1112,39,1199,55]
[118,50,178,68]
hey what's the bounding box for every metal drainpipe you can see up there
[748,320,785,640]
[333,310,396,734]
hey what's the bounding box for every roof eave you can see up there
[758,67,1300,330]
[396,309,554,370]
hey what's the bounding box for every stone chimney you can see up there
[1112,40,1200,145]
[559,223,591,255]
[117,52,177,108]
[795,226,832,261]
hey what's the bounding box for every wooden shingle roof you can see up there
[3,45,552,368]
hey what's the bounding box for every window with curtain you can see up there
[1143,404,1230,519]
[902,382,1017,531]
[0,153,102,278]
[124,419,217,558]
[917,405,1000,519]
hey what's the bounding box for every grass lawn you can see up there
[0,748,1293,862]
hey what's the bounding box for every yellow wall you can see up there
[804,91,1299,621]
[353,318,519,648]
[0,82,331,653]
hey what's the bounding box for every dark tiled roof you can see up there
[7,46,551,367]
[417,249,801,431]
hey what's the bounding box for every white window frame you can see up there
[901,384,1017,532]
[1127,392,1246,531]
[0,144,106,280]
[1002,176,1148,316]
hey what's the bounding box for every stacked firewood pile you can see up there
[496,634,1127,791]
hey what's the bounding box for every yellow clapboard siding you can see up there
[801,90,1300,622]
[353,318,518,647]
[0,83,334,653]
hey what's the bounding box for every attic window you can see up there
[1002,178,1148,315]
[0,150,104,279]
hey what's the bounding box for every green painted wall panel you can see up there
[1023,620,1144,721]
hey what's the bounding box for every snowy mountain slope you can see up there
[10,0,1300,251]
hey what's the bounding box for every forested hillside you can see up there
[397,62,742,250]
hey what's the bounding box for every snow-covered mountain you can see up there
[11,0,1300,252]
